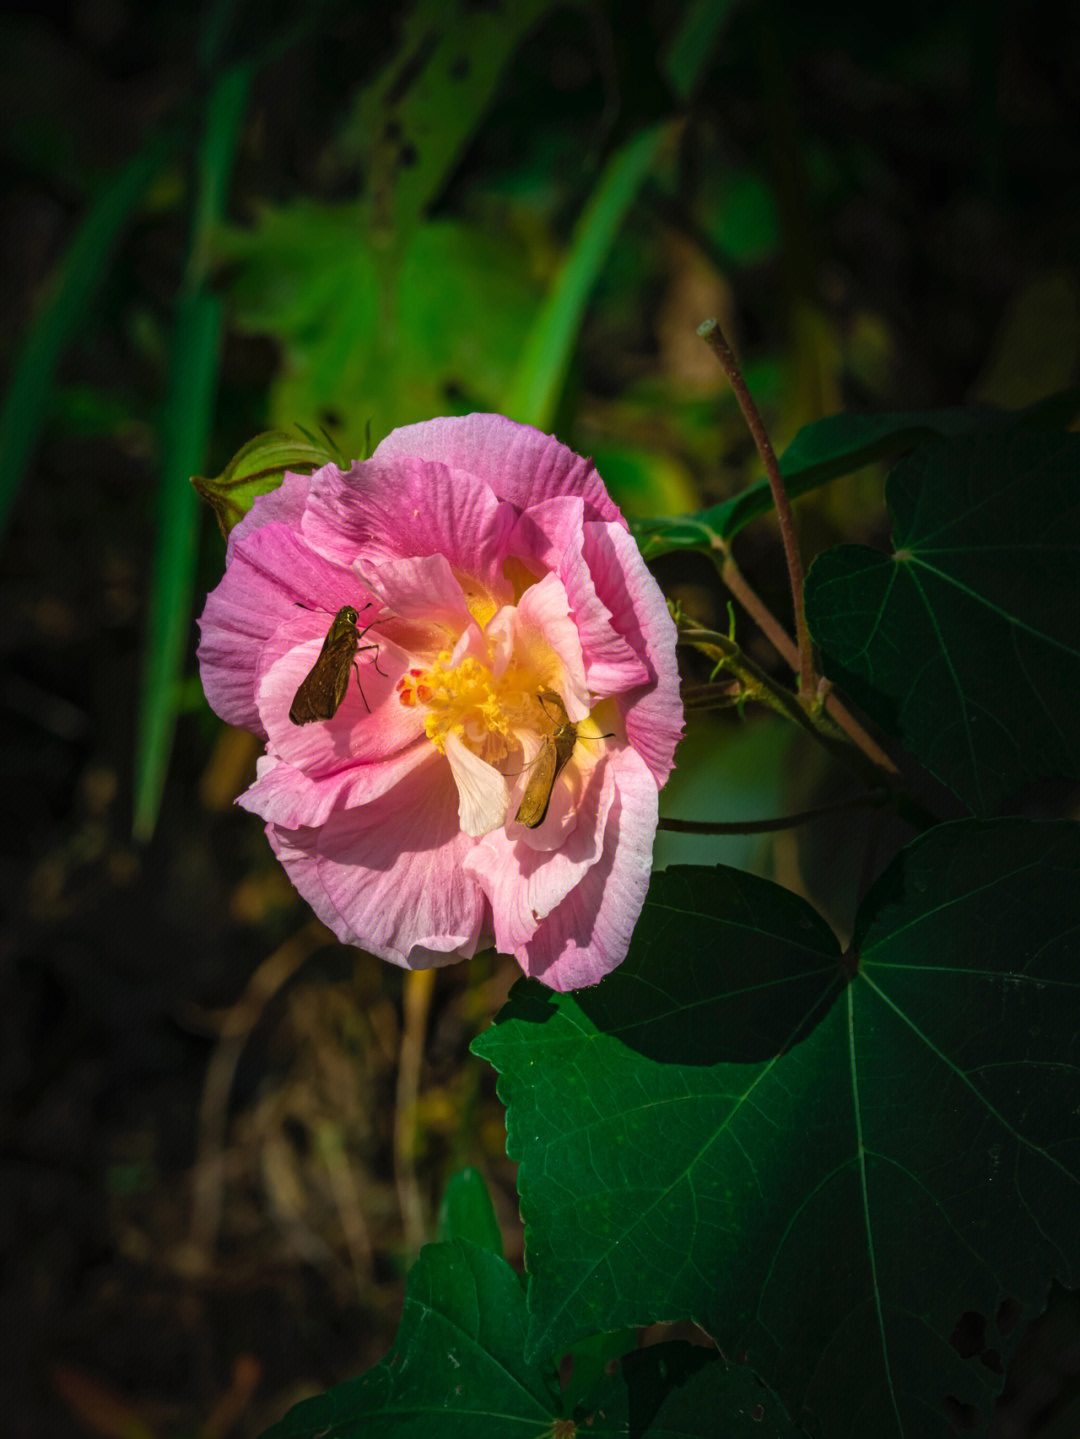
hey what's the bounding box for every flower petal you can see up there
[584,522,683,787]
[445,731,511,838]
[226,466,312,561]
[560,526,651,696]
[373,414,626,526]
[463,749,614,950]
[238,743,432,829]
[302,455,516,603]
[516,744,659,990]
[513,573,589,722]
[356,552,473,639]
[198,521,369,735]
[507,495,587,574]
[309,760,488,965]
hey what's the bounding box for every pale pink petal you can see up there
[447,617,489,669]
[514,573,589,722]
[312,761,488,965]
[271,816,481,965]
[198,521,370,735]
[444,732,511,837]
[584,522,683,787]
[302,456,516,599]
[226,467,313,560]
[357,553,473,638]
[238,743,432,829]
[508,503,651,697]
[482,607,516,679]
[266,821,348,936]
[559,528,651,696]
[463,751,614,950]
[256,613,424,776]
[516,745,659,990]
[373,415,626,526]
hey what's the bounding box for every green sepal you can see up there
[191,428,338,537]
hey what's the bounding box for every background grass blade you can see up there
[132,60,252,842]
[504,121,669,433]
[503,0,740,435]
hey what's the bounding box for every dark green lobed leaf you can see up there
[474,823,1080,1437]
[259,1239,795,1438]
[805,429,1080,814]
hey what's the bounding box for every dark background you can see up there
[2,1,1079,1434]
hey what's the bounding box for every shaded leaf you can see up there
[631,390,1080,559]
[474,822,1080,1436]
[805,430,1080,813]
[437,1168,504,1259]
[260,1240,793,1437]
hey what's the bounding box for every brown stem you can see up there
[698,318,814,695]
[711,551,900,776]
[659,791,886,836]
[716,552,800,670]
[395,966,435,1257]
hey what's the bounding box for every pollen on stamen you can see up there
[395,668,426,707]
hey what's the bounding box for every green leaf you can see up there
[260,1239,793,1438]
[473,821,1080,1437]
[437,1168,504,1259]
[324,0,558,239]
[630,390,1080,559]
[473,865,843,1351]
[219,210,540,456]
[191,429,337,537]
[805,430,1080,814]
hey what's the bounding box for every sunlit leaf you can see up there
[192,429,337,537]
[219,209,540,457]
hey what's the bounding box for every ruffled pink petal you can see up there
[238,742,432,829]
[515,744,659,991]
[559,527,651,697]
[507,495,587,574]
[373,415,626,527]
[272,813,484,968]
[507,502,651,698]
[311,759,488,965]
[463,750,614,950]
[356,553,473,639]
[513,573,589,722]
[302,456,516,601]
[256,613,424,776]
[198,521,369,735]
[225,466,313,561]
[266,821,348,936]
[583,522,683,787]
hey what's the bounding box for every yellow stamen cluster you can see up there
[396,651,539,762]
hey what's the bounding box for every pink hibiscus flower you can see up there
[197,415,682,991]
